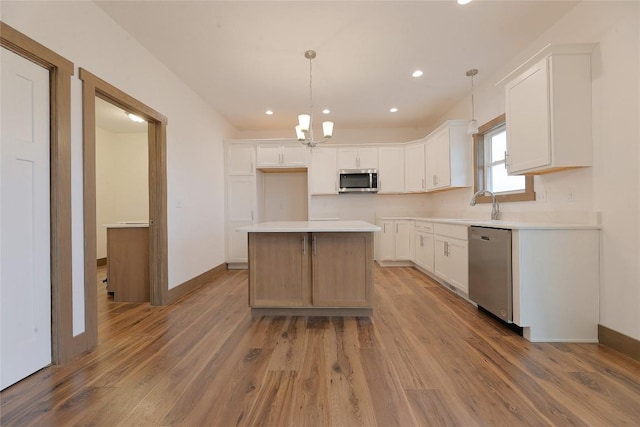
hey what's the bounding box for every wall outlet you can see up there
[566,189,575,203]
[176,199,183,208]
[537,190,547,203]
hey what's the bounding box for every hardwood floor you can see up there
[2,265,639,426]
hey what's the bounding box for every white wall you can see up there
[432,1,640,340]
[261,172,308,222]
[95,128,149,259]
[2,1,235,335]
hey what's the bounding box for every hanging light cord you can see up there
[470,72,475,120]
[308,54,314,141]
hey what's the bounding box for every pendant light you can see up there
[466,68,479,135]
[295,50,334,147]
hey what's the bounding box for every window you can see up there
[474,114,534,203]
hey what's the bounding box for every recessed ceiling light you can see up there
[322,109,330,114]
[127,113,144,123]
[390,107,398,113]
[412,70,424,78]
[265,110,274,115]
[457,0,472,4]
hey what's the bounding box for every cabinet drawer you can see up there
[414,221,433,233]
[434,223,468,241]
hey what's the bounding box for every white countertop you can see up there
[104,221,149,228]
[378,217,601,230]
[238,220,381,233]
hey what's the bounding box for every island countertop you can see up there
[238,220,381,233]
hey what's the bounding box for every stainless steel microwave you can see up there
[338,169,378,193]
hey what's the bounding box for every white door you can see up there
[0,48,51,390]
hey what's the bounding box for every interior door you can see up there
[1,48,51,389]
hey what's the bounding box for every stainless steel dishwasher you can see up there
[468,226,512,322]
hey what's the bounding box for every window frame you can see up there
[473,114,535,203]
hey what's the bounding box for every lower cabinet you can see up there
[431,223,469,294]
[249,232,310,307]
[414,222,434,273]
[312,233,372,307]
[248,232,373,309]
[376,219,413,262]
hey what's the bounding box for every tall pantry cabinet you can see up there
[225,143,257,267]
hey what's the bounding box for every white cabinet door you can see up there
[414,231,434,273]
[504,46,592,175]
[395,220,413,260]
[337,147,378,170]
[226,144,254,175]
[309,147,337,195]
[337,148,358,169]
[425,128,451,190]
[505,58,551,174]
[226,175,256,263]
[378,146,404,193]
[282,144,308,167]
[424,121,470,192]
[404,141,426,192]
[357,147,378,169]
[378,220,395,261]
[256,144,282,167]
[446,238,468,294]
[256,143,308,167]
[434,235,468,294]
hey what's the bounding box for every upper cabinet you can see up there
[309,147,338,195]
[425,121,472,192]
[256,143,308,168]
[502,44,594,175]
[226,143,255,175]
[404,140,426,193]
[337,146,378,170]
[377,146,405,194]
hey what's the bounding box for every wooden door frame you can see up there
[0,22,77,363]
[79,69,169,349]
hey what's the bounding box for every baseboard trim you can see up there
[598,324,640,362]
[166,263,227,304]
[96,257,106,267]
[251,307,372,317]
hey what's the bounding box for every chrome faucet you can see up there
[470,190,500,221]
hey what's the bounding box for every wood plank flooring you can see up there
[2,265,639,426]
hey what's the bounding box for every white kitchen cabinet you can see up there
[309,147,337,195]
[377,146,405,194]
[256,143,308,168]
[404,140,426,193]
[512,228,599,342]
[503,44,593,175]
[414,221,434,273]
[376,219,413,264]
[226,175,256,265]
[337,146,378,170]
[433,223,468,294]
[226,143,255,175]
[425,121,471,192]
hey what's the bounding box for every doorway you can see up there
[79,68,168,351]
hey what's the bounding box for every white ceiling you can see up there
[95,1,578,133]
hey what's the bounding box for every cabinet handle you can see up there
[396,223,398,233]
[356,157,360,168]
[420,235,424,247]
[302,235,307,255]
[384,223,387,233]
[251,210,254,221]
[313,236,317,255]
[422,178,425,189]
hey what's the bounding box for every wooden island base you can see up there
[241,221,380,316]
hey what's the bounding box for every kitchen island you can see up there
[238,221,381,316]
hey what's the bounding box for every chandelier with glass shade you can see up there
[295,50,334,147]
